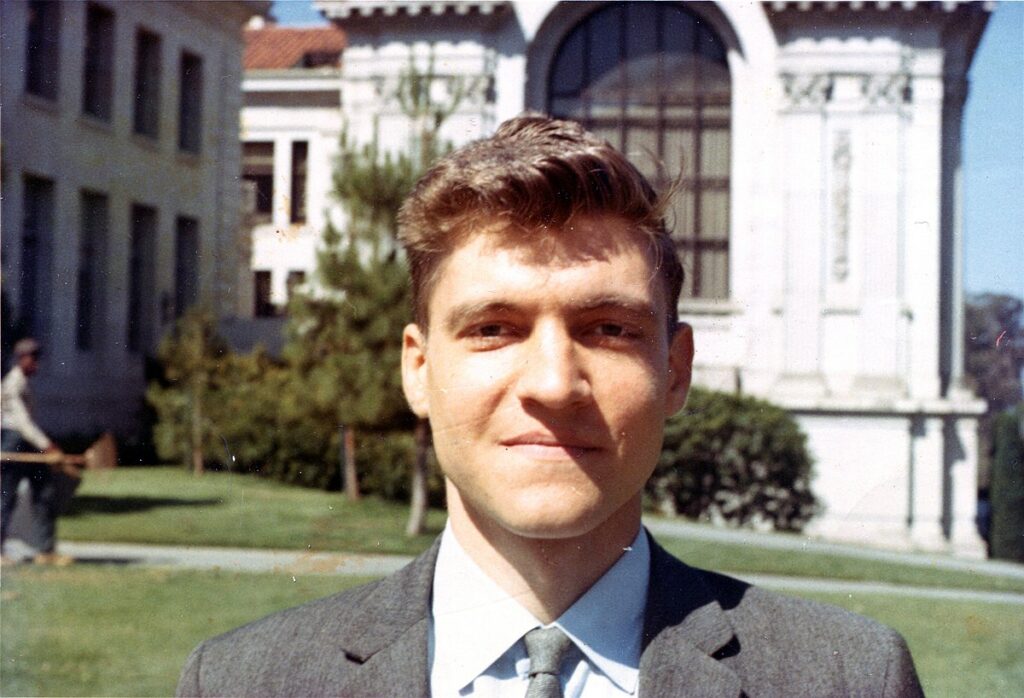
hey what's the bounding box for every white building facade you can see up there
[240,22,347,317]
[1,0,267,440]
[316,0,991,554]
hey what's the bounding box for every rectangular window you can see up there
[242,142,274,222]
[21,175,56,340]
[77,191,109,351]
[133,29,162,138]
[286,270,306,304]
[174,216,200,316]
[25,0,61,99]
[290,141,308,224]
[178,51,203,153]
[253,270,274,317]
[82,2,115,120]
[127,204,158,352]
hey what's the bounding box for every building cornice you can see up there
[765,0,994,11]
[315,0,510,20]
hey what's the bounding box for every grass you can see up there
[0,566,370,697]
[57,467,1024,594]
[1,565,1021,697]
[657,537,1024,594]
[799,592,1024,696]
[61,467,447,555]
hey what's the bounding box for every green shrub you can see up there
[990,404,1024,561]
[647,387,818,531]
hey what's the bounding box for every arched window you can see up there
[547,2,731,300]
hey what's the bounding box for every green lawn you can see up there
[59,467,1024,593]
[2,565,1020,697]
[61,466,447,555]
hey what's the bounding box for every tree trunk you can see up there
[191,384,204,476]
[406,419,430,536]
[342,425,361,501]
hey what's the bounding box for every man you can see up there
[178,115,923,697]
[1,338,67,565]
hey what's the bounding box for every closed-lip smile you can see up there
[500,432,601,458]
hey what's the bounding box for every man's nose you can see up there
[513,323,591,409]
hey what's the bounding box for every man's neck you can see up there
[446,492,643,624]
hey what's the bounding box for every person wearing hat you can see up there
[1,337,67,565]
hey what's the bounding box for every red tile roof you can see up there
[243,25,347,70]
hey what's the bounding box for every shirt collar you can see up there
[430,524,650,695]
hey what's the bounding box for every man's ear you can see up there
[665,322,694,416]
[402,323,430,418]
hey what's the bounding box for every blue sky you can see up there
[271,0,1023,300]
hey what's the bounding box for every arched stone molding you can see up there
[524,1,747,114]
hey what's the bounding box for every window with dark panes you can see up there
[178,51,203,152]
[21,175,56,340]
[547,2,731,300]
[82,3,115,120]
[77,190,109,350]
[175,217,200,316]
[133,29,162,137]
[253,270,275,317]
[243,142,274,221]
[26,0,61,99]
[291,141,308,223]
[127,204,158,352]
[286,270,306,304]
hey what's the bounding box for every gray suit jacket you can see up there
[177,534,923,697]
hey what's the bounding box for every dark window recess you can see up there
[547,2,732,300]
[175,217,200,316]
[178,51,203,153]
[243,142,274,221]
[21,175,56,340]
[133,29,162,137]
[82,2,115,120]
[253,270,275,317]
[291,141,308,223]
[25,0,61,99]
[301,51,340,68]
[286,270,306,304]
[77,190,109,351]
[127,204,158,352]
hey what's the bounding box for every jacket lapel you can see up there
[639,533,744,697]
[329,537,441,697]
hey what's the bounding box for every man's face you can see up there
[18,352,40,376]
[402,215,693,541]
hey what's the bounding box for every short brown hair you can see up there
[397,113,683,330]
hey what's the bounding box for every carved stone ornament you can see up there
[861,73,910,107]
[831,130,851,281]
[781,73,833,108]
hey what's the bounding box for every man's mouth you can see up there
[499,433,600,459]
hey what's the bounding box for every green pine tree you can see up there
[281,54,473,526]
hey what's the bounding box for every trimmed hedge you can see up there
[647,387,818,531]
[990,404,1024,561]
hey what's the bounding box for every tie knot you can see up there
[524,627,573,677]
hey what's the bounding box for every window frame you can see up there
[82,2,115,121]
[545,2,732,300]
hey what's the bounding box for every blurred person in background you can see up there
[1,337,69,565]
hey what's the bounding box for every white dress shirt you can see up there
[1,365,51,450]
[429,525,650,697]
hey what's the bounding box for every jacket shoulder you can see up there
[177,578,383,697]
[699,567,922,697]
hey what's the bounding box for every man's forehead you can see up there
[448,214,652,268]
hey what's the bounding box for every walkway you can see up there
[50,538,1024,606]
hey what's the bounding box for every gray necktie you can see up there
[524,627,574,698]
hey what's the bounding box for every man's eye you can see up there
[599,324,625,337]
[477,324,505,338]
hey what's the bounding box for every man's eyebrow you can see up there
[570,295,659,320]
[443,301,521,333]
[442,296,658,333]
